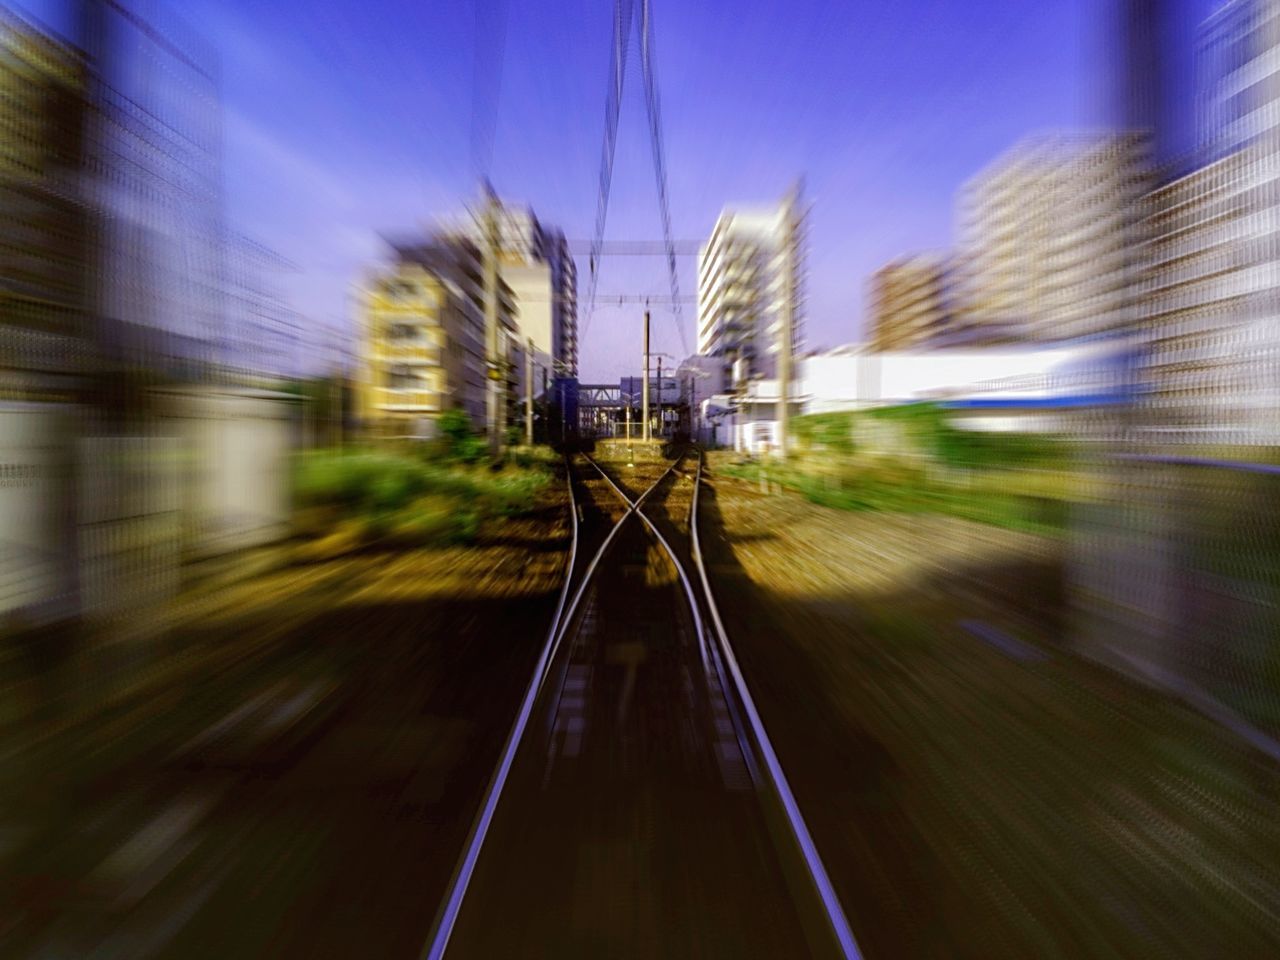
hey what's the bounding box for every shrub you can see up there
[794,412,856,454]
[292,444,551,550]
[435,409,489,464]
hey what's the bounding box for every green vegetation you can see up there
[872,402,1065,467]
[437,408,490,464]
[723,404,1076,535]
[802,401,1068,469]
[294,416,552,549]
[791,411,857,455]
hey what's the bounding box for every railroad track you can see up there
[424,450,860,959]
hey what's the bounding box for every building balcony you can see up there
[373,388,443,411]
[374,343,442,364]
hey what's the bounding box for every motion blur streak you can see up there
[4,0,1280,957]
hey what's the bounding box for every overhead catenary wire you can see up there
[638,0,688,358]
[585,0,636,338]
[470,0,510,180]
[583,0,689,358]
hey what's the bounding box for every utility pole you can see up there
[483,182,503,460]
[688,372,696,441]
[656,355,663,438]
[525,337,534,446]
[777,182,801,458]
[559,378,567,443]
[642,309,651,442]
[330,373,339,447]
[691,371,701,442]
[329,328,341,446]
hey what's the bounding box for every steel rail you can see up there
[540,454,679,678]
[585,453,709,670]
[421,462,580,960]
[688,451,864,960]
[422,453,673,960]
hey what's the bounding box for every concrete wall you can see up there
[77,435,181,638]
[156,386,296,558]
[0,402,73,623]
[1,388,295,638]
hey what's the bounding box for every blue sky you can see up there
[14,0,1220,380]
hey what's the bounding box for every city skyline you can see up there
[5,0,1125,381]
[11,0,1225,381]
[8,3,1280,957]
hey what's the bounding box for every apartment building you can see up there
[696,193,806,386]
[455,200,578,377]
[868,254,952,351]
[360,234,509,438]
[1140,147,1280,443]
[1198,0,1280,162]
[1136,0,1280,445]
[954,133,1149,345]
[359,218,567,440]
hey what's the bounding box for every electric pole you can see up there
[483,182,503,460]
[559,378,567,443]
[525,337,534,446]
[777,182,801,458]
[656,355,663,438]
[642,309,651,442]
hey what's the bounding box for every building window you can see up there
[387,322,419,341]
[382,279,417,300]
[387,364,422,391]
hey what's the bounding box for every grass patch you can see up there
[793,403,1070,470]
[721,402,1077,534]
[719,457,1069,536]
[294,445,551,548]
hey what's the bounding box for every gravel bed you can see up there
[702,461,1280,960]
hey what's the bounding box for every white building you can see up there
[1197,0,1280,162]
[724,343,1131,455]
[1129,0,1280,446]
[504,262,557,381]
[696,192,806,387]
[451,199,578,377]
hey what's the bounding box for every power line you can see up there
[567,240,700,255]
[471,0,509,179]
[521,294,695,304]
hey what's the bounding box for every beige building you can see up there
[360,194,575,440]
[359,243,499,437]
[954,133,1149,346]
[359,230,558,439]
[869,254,951,351]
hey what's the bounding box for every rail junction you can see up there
[424,447,861,959]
